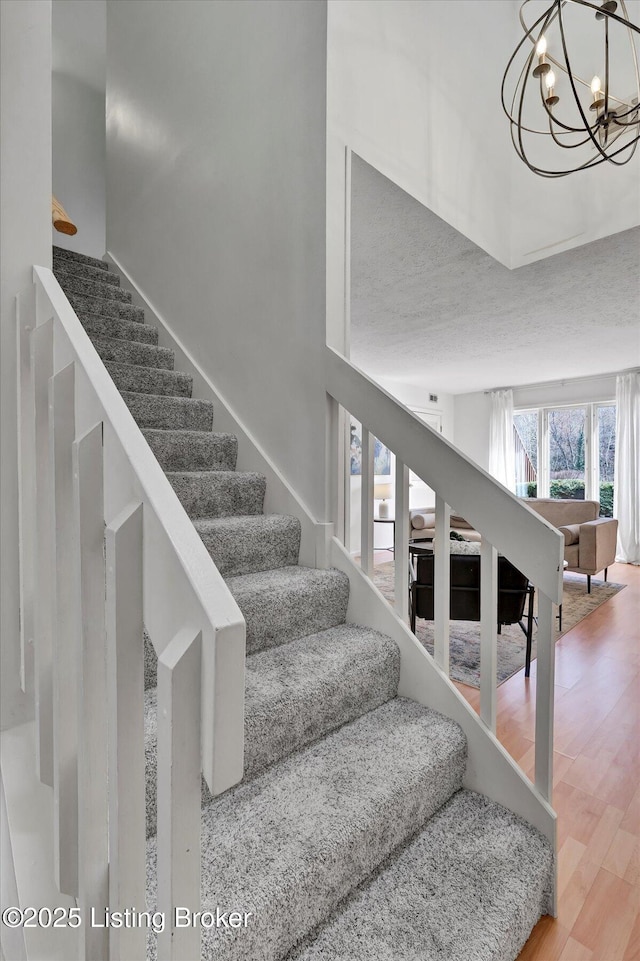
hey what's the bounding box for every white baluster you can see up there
[74,423,109,960]
[394,460,409,618]
[16,293,35,693]
[106,503,146,961]
[480,540,498,733]
[326,397,346,546]
[50,362,79,896]
[360,429,374,577]
[535,592,555,802]
[31,319,54,787]
[157,629,202,961]
[434,495,451,672]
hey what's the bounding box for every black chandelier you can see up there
[502,0,640,177]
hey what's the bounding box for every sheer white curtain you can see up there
[614,371,640,564]
[488,389,515,491]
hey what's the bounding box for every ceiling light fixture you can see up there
[501,0,640,177]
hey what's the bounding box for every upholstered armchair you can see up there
[522,498,618,592]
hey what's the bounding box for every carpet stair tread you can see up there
[54,269,132,303]
[193,513,301,576]
[75,311,159,345]
[143,624,402,837]
[146,697,467,961]
[142,428,238,472]
[67,290,145,323]
[243,624,401,777]
[166,469,266,519]
[52,245,109,271]
[54,260,121,287]
[105,360,192,397]
[288,789,553,961]
[92,335,174,369]
[121,390,214,431]
[226,565,350,654]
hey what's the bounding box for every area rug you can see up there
[371,563,624,688]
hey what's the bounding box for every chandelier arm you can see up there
[539,90,603,134]
[547,116,594,148]
[558,1,612,160]
[613,103,640,119]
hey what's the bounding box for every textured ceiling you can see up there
[350,155,640,395]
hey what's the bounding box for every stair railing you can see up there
[17,265,246,961]
[325,347,564,804]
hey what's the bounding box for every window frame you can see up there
[514,400,615,503]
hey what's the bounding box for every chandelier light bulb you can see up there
[546,70,556,90]
[590,75,602,94]
[533,32,551,77]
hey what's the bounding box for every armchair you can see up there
[522,498,618,592]
[409,544,535,676]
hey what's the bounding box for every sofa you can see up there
[522,498,618,592]
[409,508,481,543]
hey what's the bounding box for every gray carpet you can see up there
[373,561,624,687]
[54,244,554,961]
[287,789,553,961]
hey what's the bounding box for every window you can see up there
[514,411,537,497]
[513,402,615,516]
[548,406,586,499]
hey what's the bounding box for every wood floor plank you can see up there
[557,837,587,898]
[622,908,640,961]
[621,784,640,835]
[583,804,625,867]
[571,869,638,961]
[558,936,594,961]
[516,916,570,961]
[602,828,639,880]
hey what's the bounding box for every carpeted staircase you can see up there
[53,245,554,961]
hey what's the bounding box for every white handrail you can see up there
[326,346,564,805]
[23,266,247,958]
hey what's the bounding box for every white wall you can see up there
[106,0,328,518]
[453,392,492,474]
[0,0,52,729]
[376,377,454,440]
[52,71,106,258]
[328,0,513,269]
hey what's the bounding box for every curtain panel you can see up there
[614,371,640,564]
[488,389,516,492]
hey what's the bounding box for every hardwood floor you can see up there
[451,562,640,961]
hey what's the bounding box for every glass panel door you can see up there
[547,407,586,500]
[514,411,538,497]
[597,404,616,516]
